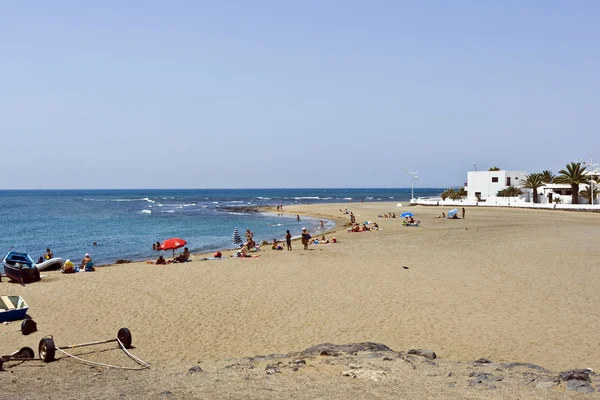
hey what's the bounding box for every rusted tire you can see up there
[117,328,132,349]
[39,338,56,362]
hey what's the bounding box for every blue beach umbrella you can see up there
[401,212,413,218]
[448,208,458,217]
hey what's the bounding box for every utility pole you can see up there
[582,155,598,206]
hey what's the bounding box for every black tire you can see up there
[39,338,56,362]
[17,347,35,359]
[117,328,132,349]
[21,319,37,335]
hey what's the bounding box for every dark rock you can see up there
[383,357,394,361]
[407,349,437,360]
[473,358,493,365]
[560,369,594,382]
[160,391,173,398]
[422,359,437,366]
[469,372,492,381]
[566,380,594,393]
[501,362,550,372]
[187,365,203,374]
[216,206,262,213]
[320,350,341,357]
[115,259,132,264]
[300,342,393,357]
[292,359,306,365]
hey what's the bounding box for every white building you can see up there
[466,170,528,202]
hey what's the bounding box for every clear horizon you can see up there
[2,1,598,189]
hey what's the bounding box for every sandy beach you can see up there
[2,202,600,398]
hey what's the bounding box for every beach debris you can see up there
[402,266,409,269]
[160,390,173,398]
[187,365,203,375]
[407,349,437,360]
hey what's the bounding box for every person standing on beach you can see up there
[296,214,301,222]
[301,228,310,250]
[286,230,292,251]
[462,207,466,219]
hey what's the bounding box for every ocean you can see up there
[0,188,442,268]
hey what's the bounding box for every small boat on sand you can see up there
[2,251,41,284]
[36,257,64,271]
[0,295,29,322]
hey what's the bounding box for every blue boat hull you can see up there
[0,308,29,323]
[2,251,40,283]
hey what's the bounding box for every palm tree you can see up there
[541,170,555,184]
[489,166,500,171]
[521,173,545,203]
[441,189,455,200]
[555,162,589,204]
[456,188,467,198]
[497,186,523,197]
[579,183,599,205]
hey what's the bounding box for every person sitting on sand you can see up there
[81,253,92,268]
[174,247,191,263]
[272,239,283,250]
[246,237,256,251]
[435,212,446,219]
[156,255,166,265]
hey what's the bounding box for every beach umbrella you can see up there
[232,227,243,245]
[401,212,413,218]
[448,208,458,217]
[159,237,187,258]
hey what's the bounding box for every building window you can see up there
[491,177,498,183]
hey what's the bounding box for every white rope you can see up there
[116,337,150,368]
[55,341,149,370]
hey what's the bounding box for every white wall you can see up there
[466,170,528,201]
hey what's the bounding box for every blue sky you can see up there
[1,1,599,189]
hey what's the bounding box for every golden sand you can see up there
[2,203,600,373]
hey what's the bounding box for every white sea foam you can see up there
[294,197,320,200]
[141,210,152,214]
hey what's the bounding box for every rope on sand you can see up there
[55,338,149,370]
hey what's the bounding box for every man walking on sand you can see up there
[462,207,466,219]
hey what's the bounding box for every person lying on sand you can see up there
[435,212,446,219]
[146,255,167,265]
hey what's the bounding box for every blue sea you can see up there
[0,188,442,268]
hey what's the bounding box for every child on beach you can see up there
[272,239,283,250]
